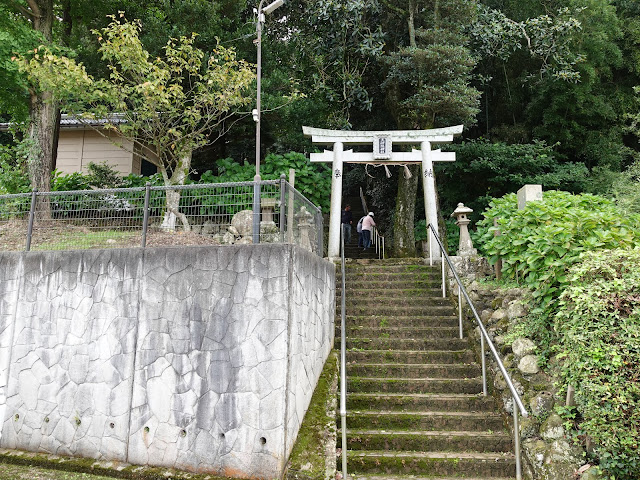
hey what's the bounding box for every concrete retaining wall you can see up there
[0,245,334,479]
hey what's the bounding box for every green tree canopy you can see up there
[18,14,254,229]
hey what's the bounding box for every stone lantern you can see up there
[451,203,477,256]
[295,206,314,252]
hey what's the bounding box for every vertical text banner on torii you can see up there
[302,125,464,258]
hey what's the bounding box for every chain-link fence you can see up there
[0,178,324,256]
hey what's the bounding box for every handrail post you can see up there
[441,252,446,298]
[252,175,261,244]
[429,228,433,266]
[339,227,348,479]
[481,333,488,395]
[316,208,323,256]
[279,175,286,243]
[26,189,38,252]
[141,182,151,248]
[514,398,522,480]
[458,287,463,339]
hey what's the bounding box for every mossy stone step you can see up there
[340,429,513,453]
[336,288,444,304]
[345,450,516,477]
[344,305,456,316]
[342,410,505,432]
[347,363,480,379]
[340,280,444,290]
[347,377,483,395]
[345,315,460,328]
[344,265,439,274]
[347,474,514,480]
[341,296,452,307]
[341,274,442,284]
[346,393,496,412]
[343,257,426,265]
[346,337,468,351]
[346,349,476,364]
[339,326,460,340]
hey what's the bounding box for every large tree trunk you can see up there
[392,165,419,257]
[160,154,192,232]
[27,90,57,218]
[390,0,420,257]
[24,0,58,218]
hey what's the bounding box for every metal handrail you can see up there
[371,226,385,260]
[359,187,368,214]
[339,227,348,478]
[427,223,528,480]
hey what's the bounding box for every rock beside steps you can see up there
[336,261,516,480]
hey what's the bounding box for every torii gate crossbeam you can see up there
[303,125,463,259]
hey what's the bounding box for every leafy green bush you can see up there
[85,162,124,189]
[476,191,640,316]
[51,170,92,191]
[121,172,165,188]
[0,146,30,195]
[414,219,427,242]
[555,249,640,479]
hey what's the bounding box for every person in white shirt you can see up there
[361,212,376,250]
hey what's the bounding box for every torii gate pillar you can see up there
[303,125,463,259]
[328,142,344,259]
[422,141,438,251]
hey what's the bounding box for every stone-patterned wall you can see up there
[285,248,335,455]
[0,254,22,431]
[0,245,334,479]
[1,250,141,461]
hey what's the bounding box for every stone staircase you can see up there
[336,260,515,480]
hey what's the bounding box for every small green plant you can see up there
[0,148,30,194]
[554,249,640,478]
[414,219,427,242]
[51,170,92,192]
[86,162,124,188]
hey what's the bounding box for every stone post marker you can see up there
[517,184,543,210]
[296,206,314,251]
[451,203,477,255]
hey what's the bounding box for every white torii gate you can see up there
[302,125,464,258]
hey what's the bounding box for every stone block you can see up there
[512,338,536,358]
[518,354,540,374]
[507,300,526,320]
[541,413,565,440]
[530,391,555,417]
[517,184,543,210]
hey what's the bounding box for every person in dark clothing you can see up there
[341,205,353,244]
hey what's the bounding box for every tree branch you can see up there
[25,0,40,20]
[380,0,405,17]
[9,0,34,20]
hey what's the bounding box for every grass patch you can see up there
[32,230,139,251]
